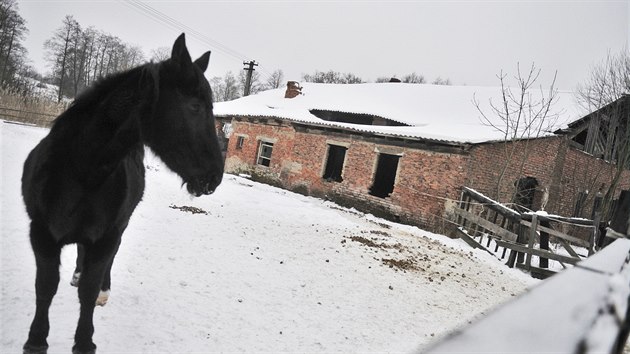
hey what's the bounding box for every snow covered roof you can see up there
[214,82,583,144]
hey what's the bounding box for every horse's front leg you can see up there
[24,221,61,354]
[95,257,115,307]
[73,236,121,354]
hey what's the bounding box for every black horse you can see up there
[21,33,223,354]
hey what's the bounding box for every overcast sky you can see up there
[17,0,630,91]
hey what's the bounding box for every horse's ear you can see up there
[171,33,192,68]
[194,51,211,73]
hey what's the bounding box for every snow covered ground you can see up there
[1,122,537,353]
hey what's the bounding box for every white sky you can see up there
[16,0,630,90]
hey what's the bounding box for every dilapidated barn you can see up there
[214,82,629,232]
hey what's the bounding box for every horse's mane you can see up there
[50,62,161,136]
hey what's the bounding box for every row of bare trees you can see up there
[300,70,452,85]
[210,68,285,102]
[209,68,453,102]
[44,15,145,101]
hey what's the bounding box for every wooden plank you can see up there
[462,187,521,221]
[515,263,557,279]
[495,240,581,265]
[558,239,581,259]
[455,227,484,249]
[455,228,494,256]
[521,212,595,226]
[520,220,590,248]
[453,208,518,242]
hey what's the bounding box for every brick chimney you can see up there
[285,81,302,98]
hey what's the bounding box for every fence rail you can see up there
[454,187,605,278]
[0,106,59,127]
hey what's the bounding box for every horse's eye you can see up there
[190,103,201,113]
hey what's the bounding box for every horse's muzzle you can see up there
[186,174,222,197]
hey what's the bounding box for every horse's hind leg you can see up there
[71,244,85,287]
[71,244,111,307]
[23,221,61,354]
[73,235,121,354]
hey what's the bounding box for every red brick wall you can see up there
[220,118,468,230]
[466,137,563,210]
[466,136,630,217]
[218,117,630,232]
[222,119,296,180]
[557,146,630,217]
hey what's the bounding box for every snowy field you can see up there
[1,122,537,353]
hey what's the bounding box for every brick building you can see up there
[214,82,629,232]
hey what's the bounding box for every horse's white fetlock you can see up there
[95,290,110,307]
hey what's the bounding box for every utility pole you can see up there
[243,60,258,96]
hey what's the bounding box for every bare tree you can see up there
[474,63,560,203]
[44,15,77,101]
[432,76,451,85]
[210,71,240,102]
[150,46,170,62]
[0,0,29,88]
[576,49,630,215]
[402,72,426,84]
[264,69,284,90]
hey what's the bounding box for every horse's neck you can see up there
[52,67,152,180]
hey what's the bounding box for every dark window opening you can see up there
[323,145,347,182]
[369,153,400,198]
[572,129,587,146]
[236,136,245,149]
[309,109,408,127]
[513,176,538,211]
[257,141,273,167]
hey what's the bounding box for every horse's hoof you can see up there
[95,290,110,307]
[70,272,81,287]
[72,343,96,354]
[72,349,95,354]
[23,342,48,354]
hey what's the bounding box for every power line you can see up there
[121,0,249,63]
[120,0,280,86]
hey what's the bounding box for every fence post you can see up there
[525,214,538,270]
[610,190,630,353]
[539,218,549,268]
[506,215,522,268]
[610,190,630,236]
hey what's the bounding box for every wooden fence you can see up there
[454,187,602,279]
[0,106,59,127]
[423,237,630,353]
[426,188,630,353]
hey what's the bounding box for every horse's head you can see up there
[142,34,223,197]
